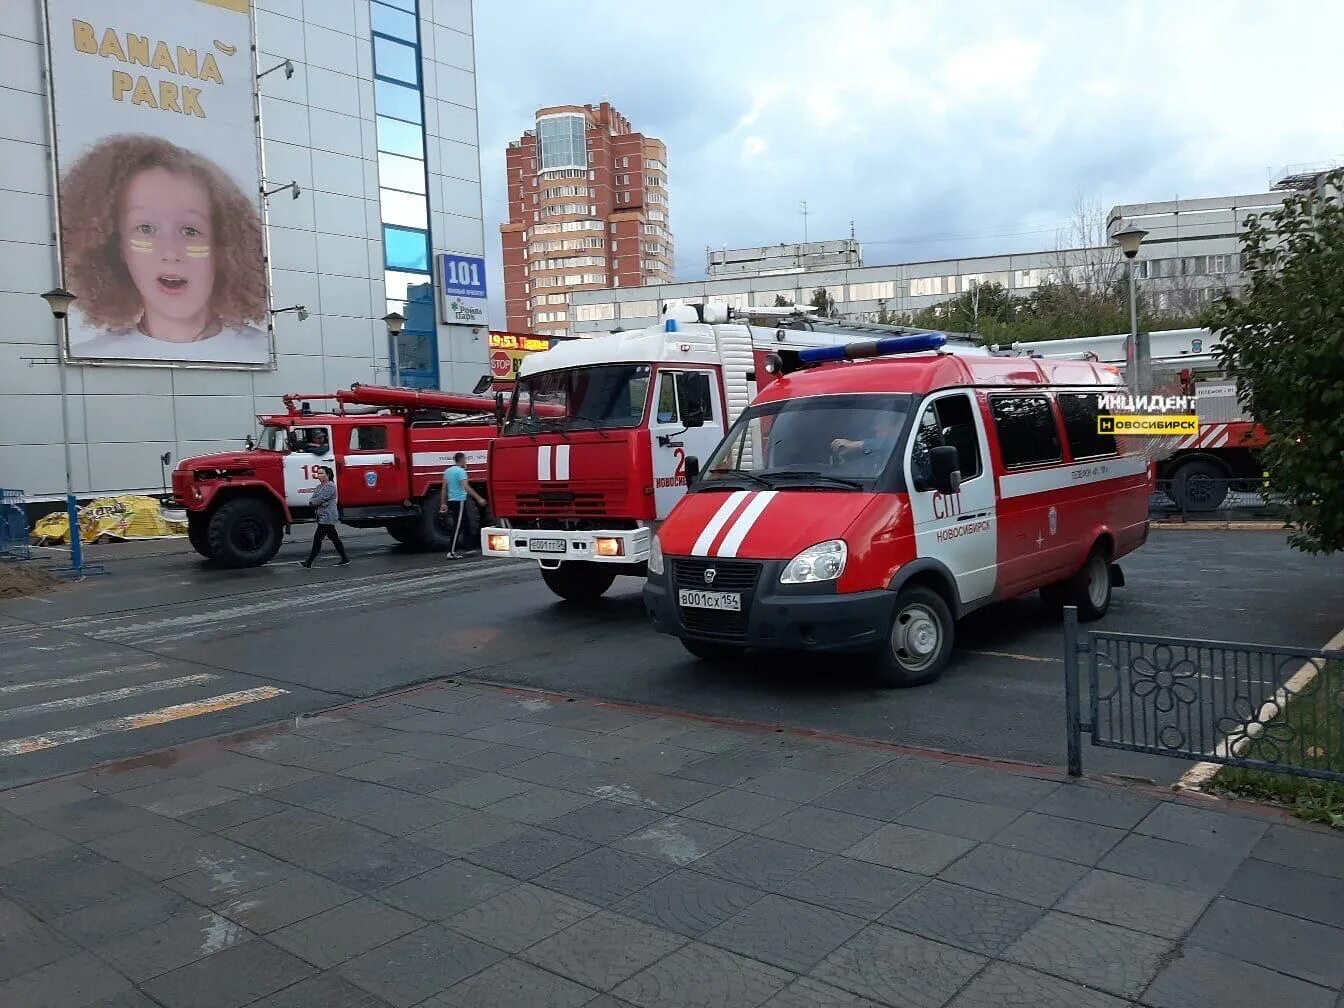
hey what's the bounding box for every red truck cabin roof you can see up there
[756,352,1124,403]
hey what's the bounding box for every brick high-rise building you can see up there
[501,102,673,337]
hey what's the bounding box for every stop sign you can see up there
[489,350,513,379]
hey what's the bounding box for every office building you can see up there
[2,0,488,500]
[500,102,672,338]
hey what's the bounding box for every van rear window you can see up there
[989,395,1061,468]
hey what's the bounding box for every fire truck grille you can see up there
[514,490,608,516]
[671,558,761,640]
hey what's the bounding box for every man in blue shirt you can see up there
[439,452,487,558]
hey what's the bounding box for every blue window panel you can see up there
[373,36,418,85]
[395,328,440,390]
[374,79,423,124]
[376,116,424,158]
[385,270,434,303]
[383,225,429,272]
[404,300,436,332]
[371,2,417,40]
[377,152,426,194]
[380,0,417,13]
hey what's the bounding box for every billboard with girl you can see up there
[45,0,271,366]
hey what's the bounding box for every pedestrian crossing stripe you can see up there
[0,673,219,721]
[0,687,288,756]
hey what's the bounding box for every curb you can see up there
[1151,521,1288,531]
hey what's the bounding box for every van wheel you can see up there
[1061,548,1112,621]
[206,498,282,568]
[541,562,616,603]
[681,638,745,662]
[875,586,954,688]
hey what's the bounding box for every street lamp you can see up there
[39,287,85,576]
[382,312,405,387]
[1112,222,1149,395]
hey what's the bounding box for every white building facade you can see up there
[2,0,487,500]
[571,192,1290,336]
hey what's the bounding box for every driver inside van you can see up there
[830,412,903,466]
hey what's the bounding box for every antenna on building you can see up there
[850,220,855,240]
[799,201,809,244]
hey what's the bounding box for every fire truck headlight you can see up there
[780,540,847,584]
[595,537,624,558]
[486,533,511,553]
[647,534,664,574]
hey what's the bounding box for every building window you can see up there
[383,225,429,272]
[576,303,616,321]
[370,2,417,40]
[374,80,422,124]
[537,114,588,170]
[378,152,425,194]
[372,35,418,85]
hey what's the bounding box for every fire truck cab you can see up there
[643,333,1152,686]
[481,306,974,602]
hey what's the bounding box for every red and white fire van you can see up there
[643,333,1152,686]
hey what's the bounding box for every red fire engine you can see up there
[644,332,1151,686]
[480,305,985,601]
[1001,328,1269,511]
[171,384,499,567]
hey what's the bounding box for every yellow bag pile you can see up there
[32,496,187,544]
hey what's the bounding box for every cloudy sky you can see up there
[471,0,1344,320]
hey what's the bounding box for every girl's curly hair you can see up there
[60,134,267,331]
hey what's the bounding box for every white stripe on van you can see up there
[715,491,777,557]
[691,491,751,556]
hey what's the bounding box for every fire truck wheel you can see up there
[409,494,457,550]
[680,638,746,662]
[540,562,616,603]
[876,586,955,688]
[206,498,282,568]
[384,519,417,545]
[187,517,211,558]
[1170,459,1230,512]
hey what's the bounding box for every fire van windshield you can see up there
[505,364,651,434]
[699,393,914,491]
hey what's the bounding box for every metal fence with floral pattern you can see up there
[1063,607,1344,781]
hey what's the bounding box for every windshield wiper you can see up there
[701,469,773,490]
[767,470,865,490]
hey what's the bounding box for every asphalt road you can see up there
[2,527,1342,789]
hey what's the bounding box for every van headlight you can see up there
[648,533,664,575]
[780,540,847,584]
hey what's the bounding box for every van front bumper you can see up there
[481,525,652,565]
[643,558,895,653]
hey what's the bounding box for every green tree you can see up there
[773,294,790,307]
[809,287,836,316]
[1208,169,1344,554]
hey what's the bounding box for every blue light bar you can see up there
[797,331,946,365]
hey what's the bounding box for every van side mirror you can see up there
[931,445,961,495]
[683,455,701,484]
[682,405,706,428]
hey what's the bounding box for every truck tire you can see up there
[187,516,211,558]
[681,638,745,662]
[540,562,616,603]
[385,519,417,545]
[406,494,458,551]
[206,498,282,568]
[1169,458,1230,512]
[874,585,954,688]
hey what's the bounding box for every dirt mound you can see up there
[0,563,60,599]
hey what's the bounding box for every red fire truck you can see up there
[172,384,500,567]
[480,305,988,601]
[1002,328,1269,511]
[644,333,1151,686]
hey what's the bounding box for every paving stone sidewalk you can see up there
[2,679,1342,1008]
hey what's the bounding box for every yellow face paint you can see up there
[128,238,153,253]
[184,245,211,259]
